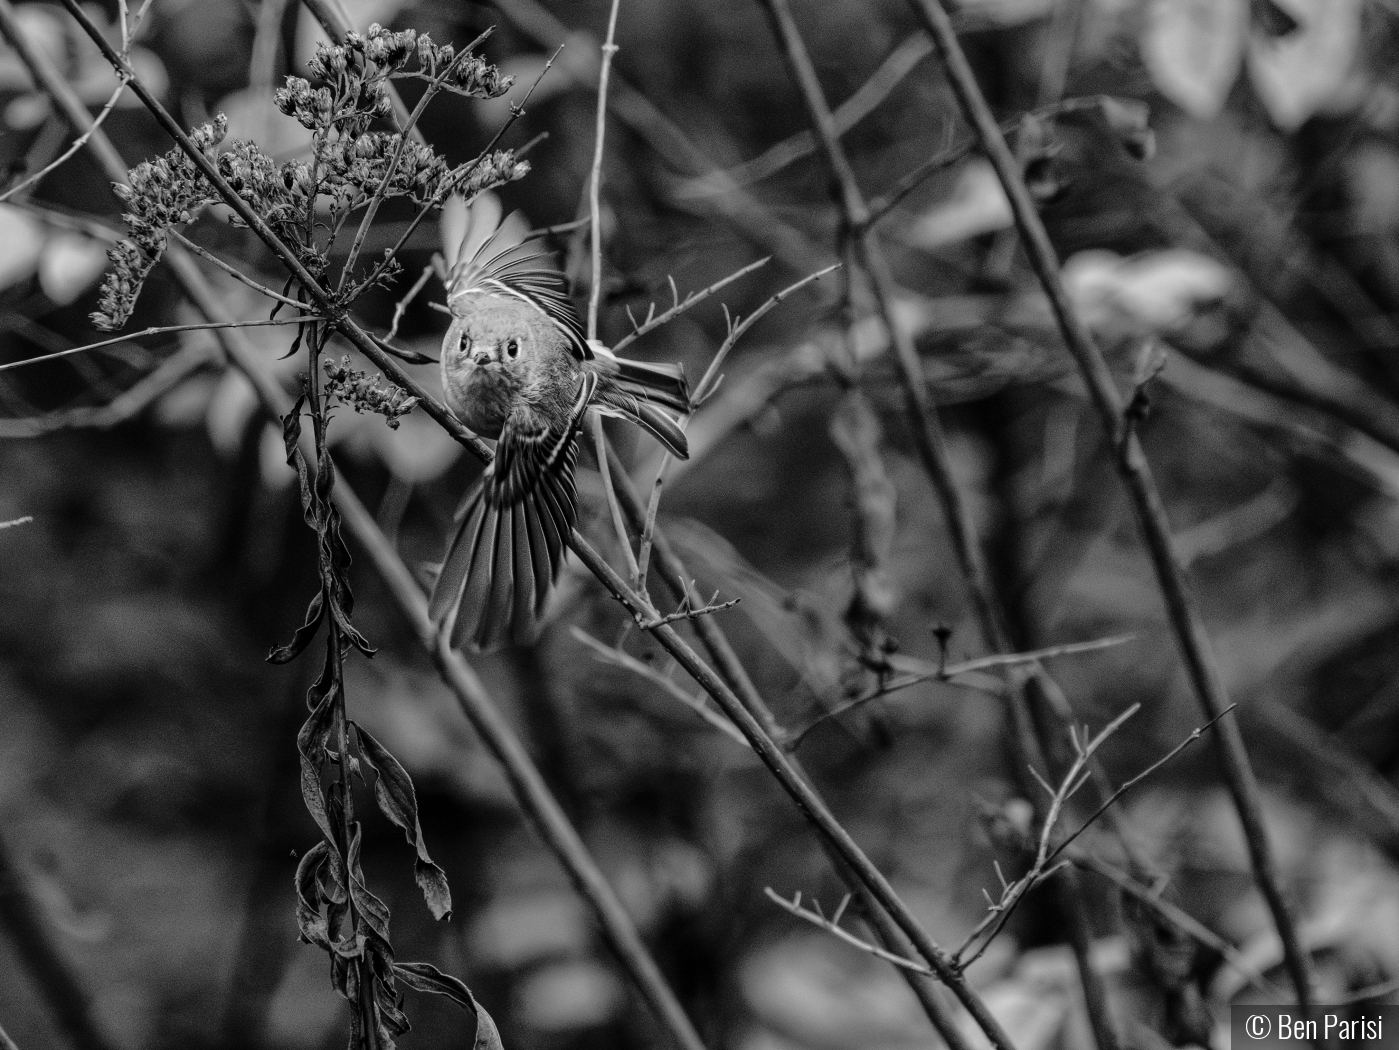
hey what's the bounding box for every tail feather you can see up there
[596,388,690,460]
[614,357,690,413]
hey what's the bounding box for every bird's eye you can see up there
[458,332,473,355]
[504,339,520,359]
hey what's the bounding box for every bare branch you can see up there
[906,0,1315,1007]
[0,317,322,374]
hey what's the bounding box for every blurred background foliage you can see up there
[2,0,1399,1047]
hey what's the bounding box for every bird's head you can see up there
[441,293,538,375]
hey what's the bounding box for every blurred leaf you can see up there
[38,232,110,306]
[956,0,1055,27]
[0,204,46,291]
[1062,249,1234,339]
[896,158,1012,249]
[516,960,624,1033]
[1246,0,1363,131]
[1141,0,1248,120]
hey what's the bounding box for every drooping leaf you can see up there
[267,590,325,663]
[353,722,453,920]
[345,821,394,944]
[294,841,332,949]
[394,964,505,1049]
[1141,0,1249,120]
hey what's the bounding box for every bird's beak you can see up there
[471,351,491,367]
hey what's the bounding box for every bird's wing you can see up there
[447,220,591,361]
[429,372,596,652]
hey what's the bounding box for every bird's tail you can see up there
[427,464,579,652]
[612,357,690,413]
[594,387,690,460]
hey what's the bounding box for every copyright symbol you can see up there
[1246,1014,1272,1039]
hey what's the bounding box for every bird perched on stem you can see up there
[429,225,690,652]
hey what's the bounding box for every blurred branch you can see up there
[0,76,128,204]
[489,0,834,272]
[0,826,116,1050]
[906,0,1315,1008]
[0,341,215,437]
[674,34,934,198]
[0,1019,18,1050]
[572,627,751,746]
[1069,852,1283,998]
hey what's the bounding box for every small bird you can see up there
[428,227,691,652]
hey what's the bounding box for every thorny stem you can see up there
[906,0,1315,1009]
[755,4,1120,1048]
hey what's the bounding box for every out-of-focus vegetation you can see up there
[2,0,1399,1047]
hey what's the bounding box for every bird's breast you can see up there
[446,365,517,438]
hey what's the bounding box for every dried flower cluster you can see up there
[93,23,527,331]
[323,355,419,428]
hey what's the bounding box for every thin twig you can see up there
[0,317,322,374]
[0,76,128,204]
[1046,704,1236,868]
[168,230,310,309]
[611,256,770,354]
[0,1018,18,1050]
[906,0,1315,1008]
[591,410,642,582]
[693,262,840,404]
[766,888,933,975]
[0,340,215,437]
[385,264,435,343]
[787,635,1134,747]
[1069,852,1282,998]
[572,627,750,746]
[676,35,935,198]
[586,0,623,340]
[639,596,741,629]
[634,451,670,590]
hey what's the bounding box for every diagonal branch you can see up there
[906,0,1314,1009]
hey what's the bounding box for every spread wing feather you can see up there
[430,373,595,651]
